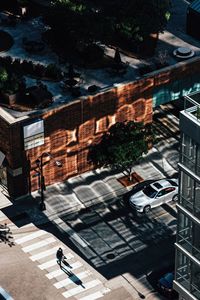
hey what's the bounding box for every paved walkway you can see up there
[0,104,179,300]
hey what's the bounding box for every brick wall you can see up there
[5,56,200,197]
[24,79,153,193]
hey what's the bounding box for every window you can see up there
[177,212,193,253]
[143,185,157,198]
[181,133,196,172]
[195,182,200,216]
[157,187,175,197]
[177,213,200,269]
[180,171,194,212]
[153,182,162,189]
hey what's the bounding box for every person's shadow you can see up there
[62,258,73,269]
[60,263,85,289]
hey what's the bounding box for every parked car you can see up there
[129,178,178,213]
[157,271,178,299]
[147,263,178,299]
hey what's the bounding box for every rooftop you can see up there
[1,0,200,123]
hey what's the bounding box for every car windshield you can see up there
[143,185,157,198]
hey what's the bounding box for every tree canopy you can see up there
[89,121,152,181]
[45,0,171,49]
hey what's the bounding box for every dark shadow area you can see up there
[62,258,73,269]
[60,265,73,277]
[162,203,177,218]
[166,0,200,49]
[61,269,86,288]
[146,262,178,299]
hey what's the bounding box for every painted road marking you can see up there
[22,237,55,253]
[79,288,111,300]
[46,261,83,279]
[62,279,101,298]
[15,230,47,244]
[30,246,66,261]
[54,270,91,289]
[38,253,74,270]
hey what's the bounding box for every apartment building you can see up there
[174,92,200,300]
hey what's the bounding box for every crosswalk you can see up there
[11,222,111,300]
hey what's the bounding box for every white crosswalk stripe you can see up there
[54,270,92,289]
[15,230,47,244]
[14,226,111,300]
[46,261,83,279]
[38,253,74,270]
[79,288,111,300]
[30,245,66,261]
[22,237,55,253]
[62,279,102,298]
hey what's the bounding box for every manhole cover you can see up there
[106,253,115,260]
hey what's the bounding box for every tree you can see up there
[89,121,152,181]
[44,0,171,49]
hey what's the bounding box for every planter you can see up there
[117,172,144,187]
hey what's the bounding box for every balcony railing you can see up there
[184,93,200,121]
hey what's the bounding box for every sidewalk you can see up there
[0,136,178,225]
[0,107,179,300]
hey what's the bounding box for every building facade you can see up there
[0,80,153,199]
[1,56,200,200]
[174,93,200,300]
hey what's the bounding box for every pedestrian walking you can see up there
[56,247,64,265]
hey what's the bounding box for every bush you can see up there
[12,58,22,73]
[34,64,45,77]
[3,56,13,68]
[0,67,8,85]
[45,63,61,79]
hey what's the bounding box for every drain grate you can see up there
[106,253,115,260]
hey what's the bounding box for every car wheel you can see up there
[172,194,178,201]
[143,205,151,213]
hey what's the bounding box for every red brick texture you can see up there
[25,80,153,193]
[2,57,200,197]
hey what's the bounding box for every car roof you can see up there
[150,179,177,191]
[159,272,174,288]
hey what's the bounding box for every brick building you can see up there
[0,79,153,199]
[1,57,200,200]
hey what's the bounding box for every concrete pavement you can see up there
[0,104,180,300]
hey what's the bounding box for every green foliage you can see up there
[0,67,8,86]
[89,121,152,180]
[0,67,22,94]
[46,63,61,79]
[17,0,29,6]
[45,0,171,53]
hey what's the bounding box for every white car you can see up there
[129,178,178,213]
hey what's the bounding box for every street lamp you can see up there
[35,152,62,211]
